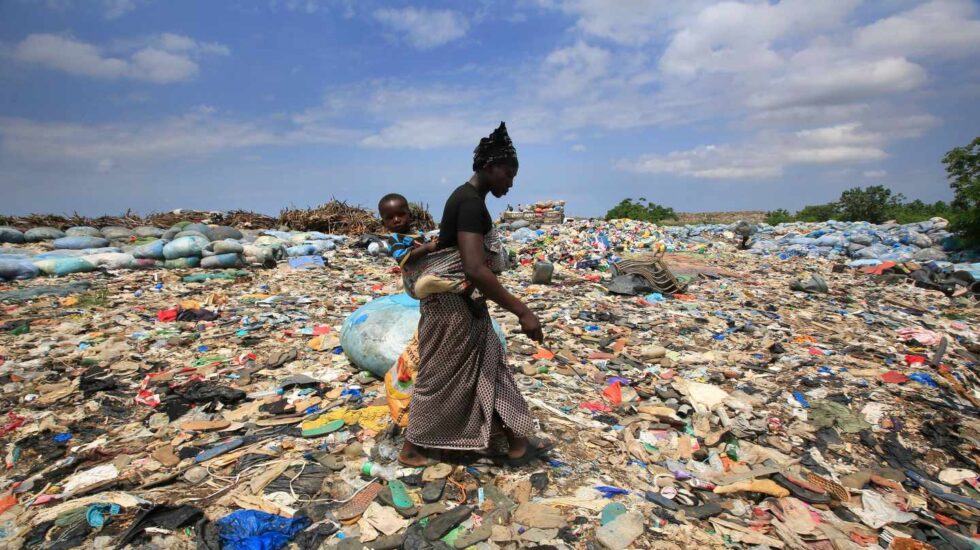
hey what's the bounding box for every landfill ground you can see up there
[0,219,979,550]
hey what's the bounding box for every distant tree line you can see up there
[601,138,979,247]
[604,197,678,223]
[764,137,980,247]
[763,186,954,226]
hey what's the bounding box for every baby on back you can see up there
[377,193,469,298]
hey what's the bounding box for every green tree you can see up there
[836,185,905,223]
[764,209,794,225]
[795,203,840,222]
[942,137,980,245]
[604,198,677,223]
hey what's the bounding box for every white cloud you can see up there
[863,169,888,178]
[273,0,319,14]
[12,33,229,83]
[571,143,586,152]
[855,0,980,58]
[749,54,927,111]
[360,117,486,149]
[103,0,136,19]
[617,122,894,179]
[0,109,361,169]
[540,41,611,99]
[129,48,199,82]
[269,0,353,15]
[536,0,703,46]
[14,34,128,78]
[659,0,860,76]
[373,7,469,50]
[96,158,116,173]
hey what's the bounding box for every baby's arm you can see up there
[407,240,438,262]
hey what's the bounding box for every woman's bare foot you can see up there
[503,428,552,459]
[398,441,431,467]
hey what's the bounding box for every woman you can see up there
[399,122,552,467]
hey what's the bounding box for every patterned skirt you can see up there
[405,292,534,450]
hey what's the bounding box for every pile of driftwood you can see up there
[278,200,434,235]
[2,201,434,235]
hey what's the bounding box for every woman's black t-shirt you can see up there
[437,183,492,249]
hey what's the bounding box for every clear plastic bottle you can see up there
[359,460,398,480]
[707,451,725,473]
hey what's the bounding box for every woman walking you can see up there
[399,122,553,467]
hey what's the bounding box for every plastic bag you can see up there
[0,259,40,281]
[101,226,134,240]
[215,510,311,550]
[82,252,135,270]
[33,257,97,276]
[163,235,209,259]
[134,226,165,238]
[24,227,64,242]
[210,240,244,255]
[0,227,26,244]
[65,226,102,237]
[201,253,245,269]
[385,332,419,427]
[132,239,167,260]
[53,236,111,250]
[163,257,201,269]
[342,293,506,378]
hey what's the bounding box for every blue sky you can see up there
[1,0,979,217]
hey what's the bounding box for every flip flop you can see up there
[378,480,417,518]
[301,418,345,438]
[421,479,446,503]
[771,472,831,505]
[264,349,298,369]
[333,481,382,522]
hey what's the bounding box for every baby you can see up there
[378,193,468,298]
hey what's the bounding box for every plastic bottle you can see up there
[360,460,398,480]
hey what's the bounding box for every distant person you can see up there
[398,122,553,467]
[377,193,467,298]
[734,220,756,250]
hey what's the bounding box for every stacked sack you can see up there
[745,217,955,264]
[0,222,290,280]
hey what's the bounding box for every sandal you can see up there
[264,349,298,369]
[333,481,382,521]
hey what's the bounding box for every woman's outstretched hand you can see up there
[518,310,544,343]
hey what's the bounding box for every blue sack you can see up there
[216,510,311,550]
[52,236,111,250]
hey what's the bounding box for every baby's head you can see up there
[378,193,412,234]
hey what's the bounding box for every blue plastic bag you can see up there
[216,510,311,550]
[341,293,506,377]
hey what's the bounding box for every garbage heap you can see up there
[673,217,960,264]
[500,201,565,226]
[0,224,347,281]
[0,215,977,550]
